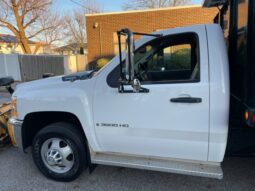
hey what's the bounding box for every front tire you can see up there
[32,122,87,182]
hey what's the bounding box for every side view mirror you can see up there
[117,28,135,83]
[125,30,135,82]
[117,28,160,93]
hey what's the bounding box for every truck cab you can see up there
[94,24,229,163]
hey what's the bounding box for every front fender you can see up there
[15,79,100,151]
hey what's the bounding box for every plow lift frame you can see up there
[0,77,14,146]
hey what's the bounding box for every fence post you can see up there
[3,55,8,76]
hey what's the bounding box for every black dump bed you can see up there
[204,0,255,155]
[204,0,255,124]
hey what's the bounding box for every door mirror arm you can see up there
[118,78,149,93]
[117,28,157,93]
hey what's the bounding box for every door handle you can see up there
[170,97,202,103]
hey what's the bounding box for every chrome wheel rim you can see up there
[41,138,74,173]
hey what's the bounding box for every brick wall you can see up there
[86,5,218,63]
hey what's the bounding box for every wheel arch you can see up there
[22,111,89,152]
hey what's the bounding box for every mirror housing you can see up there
[117,28,135,84]
[124,29,135,82]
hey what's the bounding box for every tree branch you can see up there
[27,26,52,39]
[24,15,39,29]
[0,18,19,34]
[16,0,22,7]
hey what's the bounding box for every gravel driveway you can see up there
[1,88,255,191]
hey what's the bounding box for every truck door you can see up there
[93,26,210,161]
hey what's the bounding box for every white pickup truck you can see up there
[9,23,230,181]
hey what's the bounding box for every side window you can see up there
[134,33,199,83]
[107,33,199,87]
[147,44,192,71]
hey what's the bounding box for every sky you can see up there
[54,0,204,13]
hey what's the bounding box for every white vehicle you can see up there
[8,0,255,182]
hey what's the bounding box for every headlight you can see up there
[11,97,18,118]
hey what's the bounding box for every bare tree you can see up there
[34,11,66,50]
[0,0,63,54]
[70,0,103,14]
[63,0,103,54]
[64,10,86,54]
[123,0,191,10]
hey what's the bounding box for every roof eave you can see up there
[85,5,202,17]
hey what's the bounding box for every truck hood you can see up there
[15,76,63,94]
[14,71,94,96]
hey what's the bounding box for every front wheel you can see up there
[32,122,87,182]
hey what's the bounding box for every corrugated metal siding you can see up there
[18,55,64,81]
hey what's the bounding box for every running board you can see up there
[91,153,223,179]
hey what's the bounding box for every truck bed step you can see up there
[91,152,223,179]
